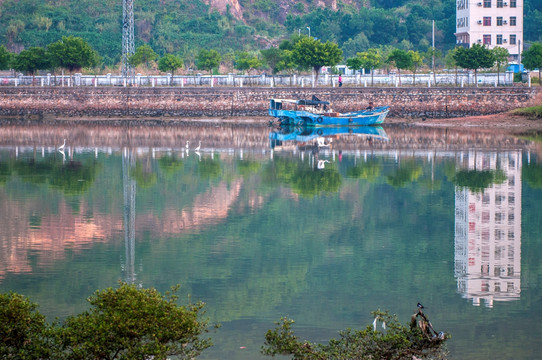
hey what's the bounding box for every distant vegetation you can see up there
[1,0,541,70]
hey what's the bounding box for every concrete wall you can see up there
[0,86,539,119]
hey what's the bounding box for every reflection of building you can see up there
[454,151,521,307]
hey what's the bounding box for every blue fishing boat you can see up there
[268,96,389,127]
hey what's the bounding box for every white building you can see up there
[455,0,523,60]
[454,151,522,308]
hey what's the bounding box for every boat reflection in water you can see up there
[269,125,389,151]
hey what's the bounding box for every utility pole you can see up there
[432,20,436,85]
[122,0,135,82]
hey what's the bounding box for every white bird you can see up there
[58,149,65,163]
[185,140,190,150]
[195,140,201,152]
[317,160,330,169]
[317,137,330,147]
[58,139,66,151]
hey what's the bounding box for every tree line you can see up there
[1,0,542,66]
[2,35,542,85]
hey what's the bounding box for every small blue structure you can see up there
[507,63,524,73]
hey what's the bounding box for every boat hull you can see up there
[269,106,389,127]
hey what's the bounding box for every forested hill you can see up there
[1,0,542,67]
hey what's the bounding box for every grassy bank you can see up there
[511,104,542,118]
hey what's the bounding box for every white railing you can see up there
[0,71,524,87]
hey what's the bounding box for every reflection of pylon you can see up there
[122,148,137,284]
[122,0,135,81]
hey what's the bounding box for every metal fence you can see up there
[0,70,528,87]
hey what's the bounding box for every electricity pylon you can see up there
[122,0,135,81]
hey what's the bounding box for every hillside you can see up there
[1,0,541,67]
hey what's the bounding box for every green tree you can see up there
[408,50,424,86]
[196,49,222,80]
[356,48,384,86]
[47,36,98,74]
[424,46,442,85]
[260,47,283,83]
[158,53,183,84]
[234,51,262,75]
[0,45,12,70]
[453,44,495,86]
[0,292,51,359]
[11,47,50,85]
[444,48,460,86]
[522,42,542,85]
[291,36,342,85]
[129,44,158,68]
[56,283,213,360]
[276,38,300,85]
[492,46,509,86]
[346,56,363,74]
[262,309,448,359]
[386,48,412,86]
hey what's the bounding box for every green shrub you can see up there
[262,309,449,360]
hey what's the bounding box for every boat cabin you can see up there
[269,97,332,115]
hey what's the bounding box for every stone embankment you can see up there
[0,86,540,119]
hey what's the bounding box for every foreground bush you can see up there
[1,283,213,360]
[0,292,52,359]
[262,309,448,360]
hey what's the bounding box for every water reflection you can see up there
[0,122,541,360]
[454,151,522,307]
[269,125,389,151]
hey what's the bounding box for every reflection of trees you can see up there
[0,161,11,186]
[346,160,382,181]
[522,162,542,189]
[12,156,100,195]
[236,159,261,176]
[386,160,422,188]
[263,157,342,197]
[292,167,342,197]
[453,169,507,193]
[158,155,184,177]
[49,160,100,195]
[132,161,157,188]
[198,157,222,180]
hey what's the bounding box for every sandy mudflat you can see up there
[386,112,542,134]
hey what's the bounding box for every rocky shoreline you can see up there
[1,86,541,119]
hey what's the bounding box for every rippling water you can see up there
[1,121,542,359]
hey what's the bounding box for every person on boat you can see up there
[366,101,374,111]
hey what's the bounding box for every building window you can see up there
[497,35,503,44]
[510,0,516,7]
[497,0,504,7]
[497,17,503,26]
[484,0,491,7]
[483,34,492,45]
[510,34,516,45]
[484,17,491,26]
[510,16,516,26]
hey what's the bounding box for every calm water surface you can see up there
[1,121,542,359]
